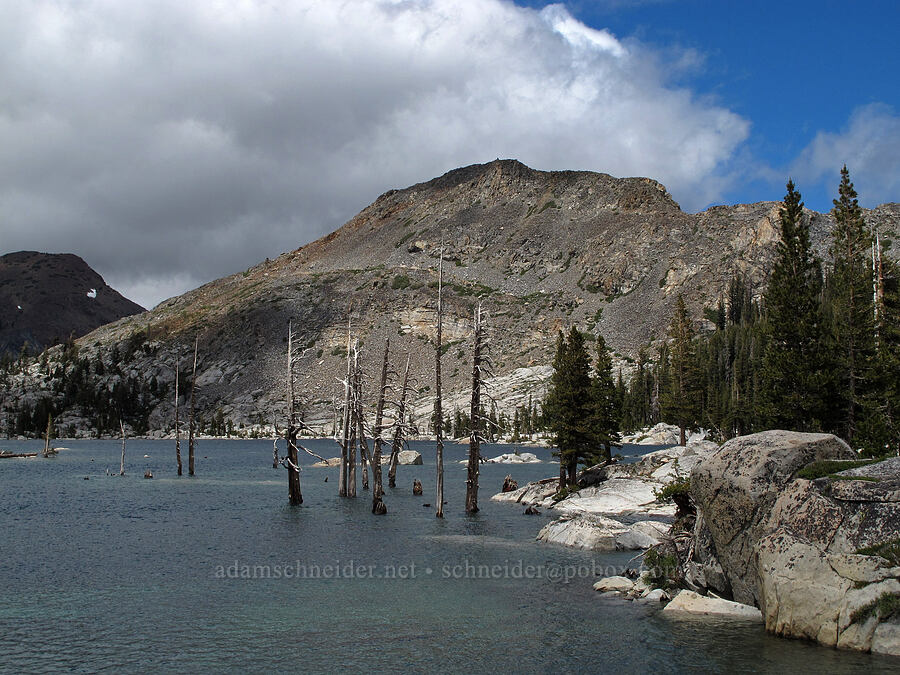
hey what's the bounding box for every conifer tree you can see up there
[826,166,876,444]
[660,295,701,445]
[587,334,620,463]
[760,179,825,431]
[543,328,592,489]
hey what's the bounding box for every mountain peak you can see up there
[0,251,145,354]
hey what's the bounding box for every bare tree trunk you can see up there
[435,248,445,518]
[188,336,198,476]
[287,425,302,505]
[389,353,411,488]
[372,338,390,514]
[558,455,567,492]
[286,320,302,505]
[465,305,483,514]
[174,358,182,476]
[339,314,352,497]
[119,419,126,476]
[347,341,358,498]
[354,358,370,491]
[43,414,53,457]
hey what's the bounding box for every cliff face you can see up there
[0,251,145,356]
[4,160,899,434]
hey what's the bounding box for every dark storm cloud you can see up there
[0,0,751,308]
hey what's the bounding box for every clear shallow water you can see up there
[1,439,895,674]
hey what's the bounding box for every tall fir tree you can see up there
[543,328,593,489]
[660,294,702,445]
[825,166,876,445]
[587,334,620,464]
[760,180,826,431]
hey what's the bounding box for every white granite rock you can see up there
[593,576,635,593]
[662,590,763,621]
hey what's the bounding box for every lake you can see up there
[0,438,894,673]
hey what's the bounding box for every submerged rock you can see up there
[593,576,634,593]
[662,590,763,621]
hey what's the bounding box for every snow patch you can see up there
[87,288,97,299]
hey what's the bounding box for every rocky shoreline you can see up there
[491,428,900,658]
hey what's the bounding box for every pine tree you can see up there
[660,295,701,445]
[760,179,825,431]
[587,334,620,463]
[826,166,876,444]
[543,328,592,489]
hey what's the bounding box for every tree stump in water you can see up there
[502,475,518,492]
[413,479,423,496]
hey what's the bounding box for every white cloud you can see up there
[793,104,900,206]
[0,0,750,306]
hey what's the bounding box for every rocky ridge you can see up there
[3,160,898,435]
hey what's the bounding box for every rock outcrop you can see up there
[688,430,856,606]
[5,159,899,438]
[683,430,900,655]
[493,443,718,552]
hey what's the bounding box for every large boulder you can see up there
[756,461,900,652]
[689,430,855,606]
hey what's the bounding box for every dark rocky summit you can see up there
[0,251,144,355]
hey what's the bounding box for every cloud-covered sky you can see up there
[1,0,897,308]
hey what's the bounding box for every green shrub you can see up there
[857,538,900,566]
[644,548,679,590]
[796,459,878,480]
[850,592,900,625]
[391,274,411,290]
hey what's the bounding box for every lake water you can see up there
[1,439,895,673]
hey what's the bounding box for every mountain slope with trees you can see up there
[1,160,897,440]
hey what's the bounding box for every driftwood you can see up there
[0,451,38,458]
[434,248,445,518]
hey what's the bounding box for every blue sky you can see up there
[515,0,899,211]
[1,0,897,307]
